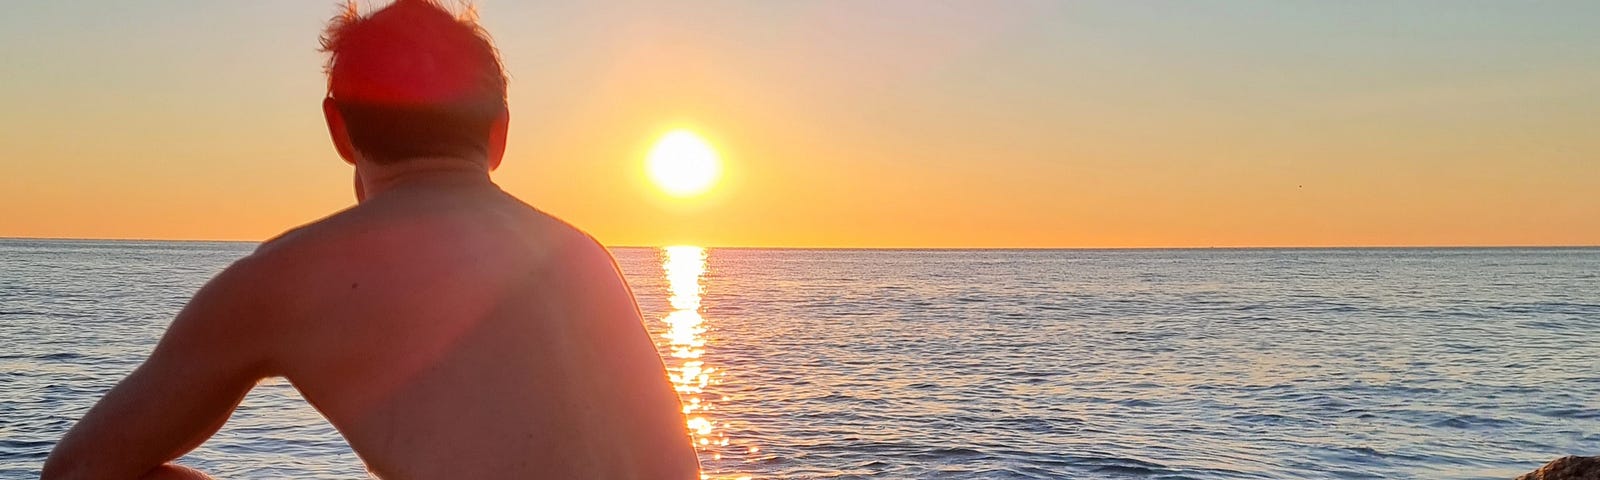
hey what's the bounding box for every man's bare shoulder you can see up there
[248,205,363,267]
[248,196,617,292]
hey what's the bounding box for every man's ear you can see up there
[323,97,357,165]
[487,107,510,171]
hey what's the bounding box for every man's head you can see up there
[321,0,509,168]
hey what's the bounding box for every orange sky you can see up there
[2,1,1597,247]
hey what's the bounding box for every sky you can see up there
[2,1,1597,248]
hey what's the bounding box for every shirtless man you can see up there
[41,1,700,478]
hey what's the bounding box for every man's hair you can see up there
[321,0,507,163]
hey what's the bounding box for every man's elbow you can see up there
[40,450,83,480]
[40,448,120,480]
[42,456,204,480]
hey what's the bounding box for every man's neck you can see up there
[355,156,495,202]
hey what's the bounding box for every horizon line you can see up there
[2,235,1596,251]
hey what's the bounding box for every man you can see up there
[41,1,700,478]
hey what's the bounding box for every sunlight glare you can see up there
[648,130,721,197]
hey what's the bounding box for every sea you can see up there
[1,239,1597,479]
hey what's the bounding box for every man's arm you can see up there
[42,256,283,480]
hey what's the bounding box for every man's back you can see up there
[43,172,700,480]
[261,177,699,478]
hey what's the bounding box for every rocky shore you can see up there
[1517,456,1599,480]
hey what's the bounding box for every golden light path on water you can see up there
[660,246,753,480]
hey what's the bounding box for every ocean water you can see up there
[1,239,1597,479]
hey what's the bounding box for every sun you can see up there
[647,130,721,197]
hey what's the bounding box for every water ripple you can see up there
[2,242,1598,478]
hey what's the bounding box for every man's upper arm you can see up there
[43,255,286,479]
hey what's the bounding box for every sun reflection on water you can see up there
[659,246,752,479]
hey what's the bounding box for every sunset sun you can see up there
[647,130,721,197]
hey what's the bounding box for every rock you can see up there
[1517,456,1600,480]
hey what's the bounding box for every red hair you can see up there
[320,0,508,162]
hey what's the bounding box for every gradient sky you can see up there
[2,1,1597,247]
